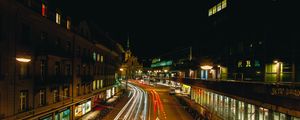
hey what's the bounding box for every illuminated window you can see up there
[97,54,100,62]
[217,3,222,12]
[100,80,103,88]
[238,61,242,67]
[92,52,96,61]
[56,12,61,24]
[255,60,260,67]
[100,56,104,62]
[212,6,217,14]
[222,0,227,9]
[66,19,71,30]
[97,80,100,89]
[41,3,47,17]
[20,90,28,111]
[93,80,96,90]
[246,60,251,67]
[208,8,213,16]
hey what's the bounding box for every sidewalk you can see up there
[79,91,125,120]
[175,94,211,120]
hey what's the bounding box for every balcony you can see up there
[34,74,71,87]
[80,75,94,84]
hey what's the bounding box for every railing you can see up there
[34,74,72,87]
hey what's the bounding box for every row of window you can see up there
[208,0,227,16]
[92,80,103,90]
[237,60,261,68]
[40,1,71,30]
[191,88,300,120]
[20,87,69,111]
[93,52,104,63]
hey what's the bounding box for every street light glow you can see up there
[16,57,31,63]
[120,68,124,71]
[201,65,213,70]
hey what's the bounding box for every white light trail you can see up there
[114,83,148,120]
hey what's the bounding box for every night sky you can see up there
[59,1,209,59]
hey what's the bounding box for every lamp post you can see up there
[120,68,128,91]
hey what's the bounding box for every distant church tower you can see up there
[125,33,132,61]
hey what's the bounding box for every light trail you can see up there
[114,83,148,120]
[150,89,167,120]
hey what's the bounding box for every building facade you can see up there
[207,0,300,82]
[0,0,123,119]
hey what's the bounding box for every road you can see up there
[132,80,193,120]
[113,83,148,120]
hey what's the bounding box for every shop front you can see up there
[112,87,115,96]
[190,87,300,120]
[39,108,70,120]
[106,89,112,99]
[181,84,191,95]
[39,114,53,120]
[74,100,92,118]
[93,91,106,106]
[55,109,71,120]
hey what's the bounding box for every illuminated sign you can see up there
[271,88,300,97]
[151,60,173,68]
[152,58,161,63]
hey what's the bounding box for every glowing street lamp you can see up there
[120,68,124,71]
[200,65,213,70]
[16,57,31,63]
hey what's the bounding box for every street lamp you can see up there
[200,65,213,70]
[16,57,31,63]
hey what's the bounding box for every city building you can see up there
[0,0,123,119]
[208,0,300,82]
[162,0,300,119]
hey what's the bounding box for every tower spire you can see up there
[127,33,130,50]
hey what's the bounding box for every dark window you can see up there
[83,48,86,57]
[55,38,61,47]
[93,66,96,75]
[41,32,47,41]
[76,46,81,57]
[54,62,60,75]
[76,65,80,76]
[83,65,86,75]
[40,59,47,80]
[77,84,80,96]
[66,64,71,76]
[66,41,71,53]
[21,24,31,45]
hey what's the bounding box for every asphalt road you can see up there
[132,80,193,120]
